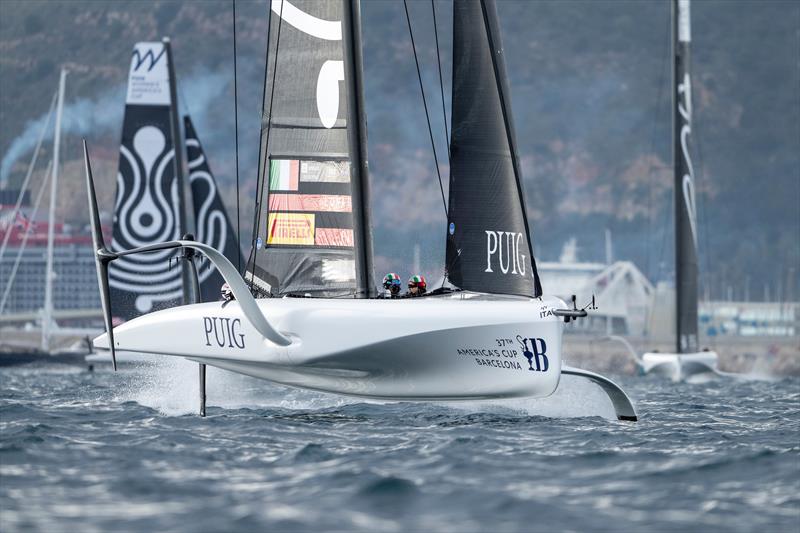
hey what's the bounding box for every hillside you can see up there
[1,0,798,300]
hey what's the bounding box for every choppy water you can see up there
[1,358,798,532]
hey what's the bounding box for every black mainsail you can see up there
[444,0,542,298]
[184,116,244,303]
[674,0,699,352]
[110,40,187,319]
[246,0,374,298]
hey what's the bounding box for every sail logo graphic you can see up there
[131,47,166,72]
[127,42,170,106]
[517,336,549,372]
[111,125,183,313]
[678,73,698,248]
[484,231,527,276]
[271,0,344,129]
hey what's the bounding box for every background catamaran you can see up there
[640,0,719,381]
[87,39,243,366]
[84,0,637,421]
[110,40,243,319]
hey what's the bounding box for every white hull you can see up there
[95,294,565,400]
[641,351,719,382]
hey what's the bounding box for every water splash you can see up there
[116,355,619,419]
[445,374,619,420]
[116,355,368,416]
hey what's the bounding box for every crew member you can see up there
[382,273,402,298]
[221,282,234,301]
[407,275,427,297]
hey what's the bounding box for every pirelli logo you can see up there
[267,213,315,245]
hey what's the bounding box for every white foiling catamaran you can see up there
[84,0,637,420]
[641,0,719,381]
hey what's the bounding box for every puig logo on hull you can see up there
[203,316,245,349]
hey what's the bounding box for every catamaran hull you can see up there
[641,351,719,382]
[94,296,565,400]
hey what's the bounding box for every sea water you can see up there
[1,359,798,532]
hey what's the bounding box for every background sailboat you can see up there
[109,40,242,320]
[640,0,719,381]
[87,40,243,367]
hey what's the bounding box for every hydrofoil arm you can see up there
[83,140,291,371]
[561,365,638,421]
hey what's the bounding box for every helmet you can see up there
[383,273,402,291]
[408,275,427,294]
[221,282,234,301]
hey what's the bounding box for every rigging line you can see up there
[244,1,273,289]
[655,1,675,293]
[645,5,670,284]
[430,0,450,160]
[479,0,541,297]
[247,0,285,291]
[0,160,52,314]
[232,0,242,274]
[403,0,448,218]
[693,82,713,305]
[0,90,57,264]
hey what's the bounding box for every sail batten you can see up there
[247,0,372,298]
[444,0,542,298]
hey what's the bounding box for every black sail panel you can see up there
[445,0,542,297]
[674,0,699,352]
[110,41,184,319]
[245,0,372,298]
[184,116,244,303]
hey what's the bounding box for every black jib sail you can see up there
[184,115,244,303]
[245,0,374,298]
[110,41,187,319]
[444,0,542,298]
[674,0,699,352]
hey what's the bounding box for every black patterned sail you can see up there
[184,115,244,304]
[110,41,187,319]
[674,0,699,352]
[245,0,374,298]
[444,0,542,298]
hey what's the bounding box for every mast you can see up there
[342,0,374,297]
[163,37,192,304]
[41,68,67,352]
[673,0,699,353]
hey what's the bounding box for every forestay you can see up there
[246,0,374,298]
[444,0,542,298]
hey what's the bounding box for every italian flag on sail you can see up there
[269,160,299,191]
